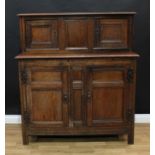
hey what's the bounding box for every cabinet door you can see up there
[94,19,128,49]
[86,65,129,127]
[63,18,89,50]
[23,65,69,127]
[25,19,58,50]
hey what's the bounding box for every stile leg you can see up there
[128,125,134,144]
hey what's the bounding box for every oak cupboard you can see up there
[15,12,139,145]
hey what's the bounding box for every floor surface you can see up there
[5,124,150,155]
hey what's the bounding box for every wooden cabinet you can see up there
[16,12,139,145]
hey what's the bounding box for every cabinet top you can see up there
[17,12,136,16]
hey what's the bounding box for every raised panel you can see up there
[64,19,88,50]
[31,89,62,122]
[92,88,123,120]
[94,19,128,49]
[32,27,51,42]
[31,69,61,82]
[25,20,58,49]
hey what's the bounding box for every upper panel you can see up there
[18,12,135,53]
[25,19,58,49]
[63,18,89,50]
[94,19,128,49]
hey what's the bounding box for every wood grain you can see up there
[5,124,149,155]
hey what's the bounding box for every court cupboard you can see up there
[15,12,139,145]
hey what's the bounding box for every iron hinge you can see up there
[127,68,134,83]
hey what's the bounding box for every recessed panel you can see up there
[93,70,123,82]
[94,19,128,49]
[64,19,88,49]
[73,90,82,121]
[31,70,61,82]
[72,70,82,80]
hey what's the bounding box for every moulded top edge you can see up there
[15,51,140,59]
[17,12,136,17]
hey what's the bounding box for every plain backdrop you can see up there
[5,0,150,114]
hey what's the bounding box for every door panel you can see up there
[92,87,123,120]
[64,18,89,50]
[31,89,62,122]
[94,19,128,49]
[25,19,58,49]
[87,66,128,126]
[26,65,69,127]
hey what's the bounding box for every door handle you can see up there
[63,94,68,102]
[87,92,91,99]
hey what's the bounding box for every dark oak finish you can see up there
[16,12,139,145]
[19,12,135,52]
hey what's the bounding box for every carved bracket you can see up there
[127,68,134,83]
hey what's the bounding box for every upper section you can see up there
[18,12,136,54]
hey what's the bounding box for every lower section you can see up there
[27,126,128,135]
[21,125,134,145]
[16,58,138,145]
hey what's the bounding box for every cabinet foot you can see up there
[128,131,134,144]
[22,134,29,145]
